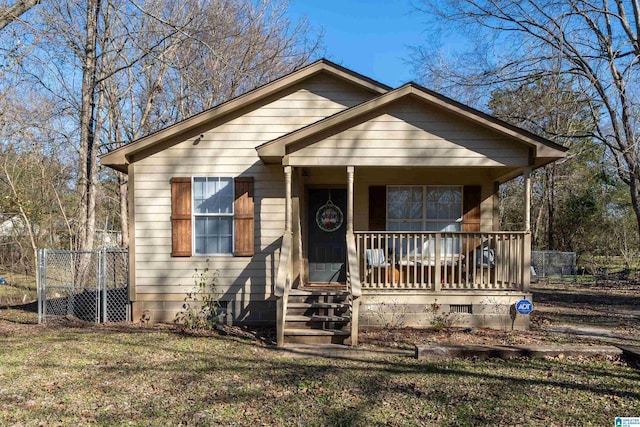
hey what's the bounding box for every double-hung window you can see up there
[193,177,234,255]
[387,186,462,231]
[387,186,463,255]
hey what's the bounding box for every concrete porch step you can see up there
[290,288,349,297]
[284,328,350,336]
[288,302,349,309]
[286,314,351,322]
[302,283,347,289]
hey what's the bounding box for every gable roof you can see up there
[100,59,391,173]
[256,82,568,167]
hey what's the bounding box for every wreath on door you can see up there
[316,196,344,232]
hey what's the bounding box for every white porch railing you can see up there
[355,231,531,291]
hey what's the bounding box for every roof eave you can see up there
[255,83,568,164]
[100,151,129,173]
[100,59,391,172]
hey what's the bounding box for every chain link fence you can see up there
[38,248,129,323]
[531,250,577,281]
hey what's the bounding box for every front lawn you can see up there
[0,321,638,426]
[0,271,37,307]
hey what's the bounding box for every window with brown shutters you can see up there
[170,176,254,257]
[171,177,192,257]
[234,177,254,257]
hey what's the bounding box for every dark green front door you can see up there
[307,188,347,283]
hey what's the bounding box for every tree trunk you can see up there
[629,176,640,241]
[77,0,101,252]
[0,0,40,30]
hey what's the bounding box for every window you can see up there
[193,177,234,255]
[387,186,463,256]
[387,186,462,232]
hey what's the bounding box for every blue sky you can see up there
[287,0,430,87]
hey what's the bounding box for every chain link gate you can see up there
[37,248,129,323]
[531,250,577,281]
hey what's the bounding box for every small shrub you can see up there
[174,262,225,330]
[427,300,455,331]
[369,299,408,329]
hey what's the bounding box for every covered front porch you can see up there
[271,164,535,346]
[256,83,566,346]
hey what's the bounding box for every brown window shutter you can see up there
[369,186,387,231]
[171,177,192,257]
[463,186,482,232]
[234,177,254,256]
[462,185,482,253]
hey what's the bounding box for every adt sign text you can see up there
[515,299,533,315]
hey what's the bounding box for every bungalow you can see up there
[100,59,567,346]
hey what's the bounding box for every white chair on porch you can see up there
[366,248,388,268]
[365,248,392,285]
[464,246,495,284]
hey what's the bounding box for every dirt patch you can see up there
[359,279,640,350]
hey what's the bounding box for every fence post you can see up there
[102,248,108,323]
[37,249,45,324]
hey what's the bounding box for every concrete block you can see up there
[415,344,622,361]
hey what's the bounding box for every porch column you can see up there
[346,166,354,232]
[523,167,532,232]
[346,165,359,346]
[284,165,292,232]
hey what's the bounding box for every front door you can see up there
[307,188,347,283]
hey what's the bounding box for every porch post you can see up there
[523,167,532,293]
[346,166,360,346]
[278,165,293,347]
[523,167,532,232]
[284,165,292,232]
[346,166,354,232]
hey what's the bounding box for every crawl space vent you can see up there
[449,304,473,314]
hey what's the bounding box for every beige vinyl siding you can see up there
[132,74,378,323]
[287,100,530,167]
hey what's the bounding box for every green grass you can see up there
[0,278,638,425]
[0,322,638,426]
[0,271,38,307]
[0,271,37,289]
[0,284,37,307]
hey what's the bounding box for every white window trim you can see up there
[192,176,235,256]
[386,185,463,231]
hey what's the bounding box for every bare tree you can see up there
[0,0,40,30]
[4,0,319,252]
[0,92,75,275]
[413,0,640,235]
[489,75,596,249]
